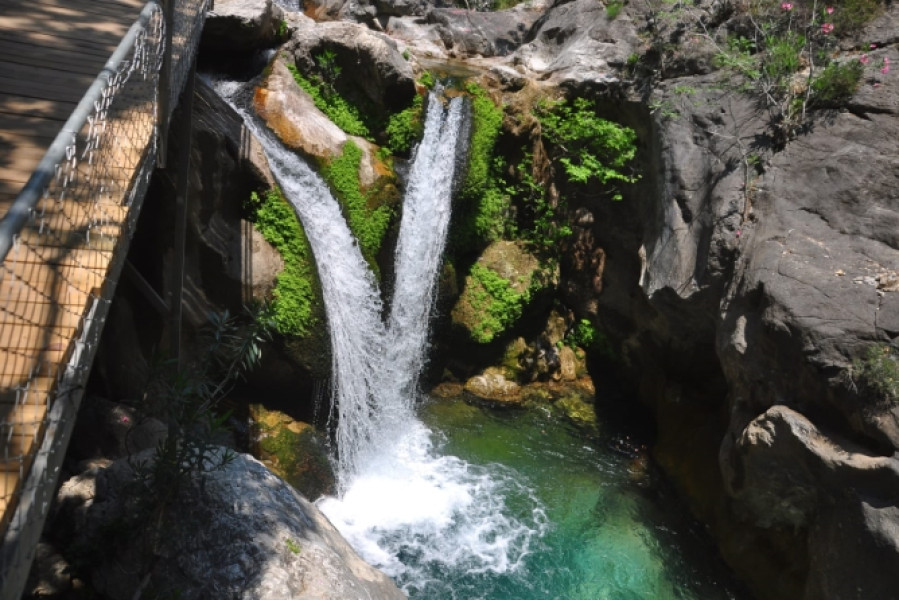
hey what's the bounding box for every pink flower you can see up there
[119,415,131,425]
[870,43,877,49]
[882,57,891,75]
[825,6,834,13]
[821,23,834,34]
[860,54,870,64]
[781,2,793,9]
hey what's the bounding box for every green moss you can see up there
[385,93,425,155]
[321,141,394,271]
[247,188,321,337]
[285,62,371,138]
[466,264,531,344]
[453,83,511,250]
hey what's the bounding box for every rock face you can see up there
[288,20,416,112]
[201,0,287,56]
[55,450,405,600]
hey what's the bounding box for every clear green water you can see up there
[408,397,747,600]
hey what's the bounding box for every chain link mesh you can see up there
[0,1,208,595]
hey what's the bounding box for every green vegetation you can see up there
[535,97,639,198]
[321,141,394,271]
[710,1,879,143]
[385,93,425,155]
[563,318,616,359]
[286,61,371,138]
[454,82,512,249]
[286,538,302,555]
[606,0,623,19]
[466,264,532,344]
[849,344,899,405]
[247,188,321,337]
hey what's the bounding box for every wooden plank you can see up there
[0,41,112,76]
[0,94,78,121]
[0,347,68,380]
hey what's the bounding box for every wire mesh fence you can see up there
[0,0,208,596]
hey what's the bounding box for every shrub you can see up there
[810,60,864,106]
[535,97,639,199]
[849,344,899,405]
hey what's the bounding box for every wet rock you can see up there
[250,404,335,499]
[464,367,522,405]
[255,57,350,160]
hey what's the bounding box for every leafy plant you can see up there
[535,97,639,199]
[606,0,623,19]
[848,344,899,405]
[810,60,864,106]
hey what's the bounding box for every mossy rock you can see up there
[451,241,547,344]
[556,393,597,428]
[249,405,335,499]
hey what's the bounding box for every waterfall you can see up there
[217,80,544,592]
[382,96,464,419]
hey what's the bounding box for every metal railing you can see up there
[0,0,208,597]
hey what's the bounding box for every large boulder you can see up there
[450,240,547,344]
[201,0,287,57]
[287,21,416,112]
[428,4,545,57]
[55,449,405,600]
[511,0,642,89]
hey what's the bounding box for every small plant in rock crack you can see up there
[846,344,899,406]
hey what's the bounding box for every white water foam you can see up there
[318,420,549,592]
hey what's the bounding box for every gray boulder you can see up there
[201,0,287,56]
[56,449,405,600]
[288,21,417,112]
[428,4,544,57]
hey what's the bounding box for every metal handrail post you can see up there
[157,0,175,168]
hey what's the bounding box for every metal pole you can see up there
[156,0,174,168]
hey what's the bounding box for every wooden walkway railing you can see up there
[0,1,208,597]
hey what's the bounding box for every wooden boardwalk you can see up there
[0,0,147,536]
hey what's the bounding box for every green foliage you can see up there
[286,538,302,555]
[454,82,512,249]
[709,0,883,143]
[536,97,639,199]
[606,0,623,19]
[849,344,899,405]
[810,60,864,106]
[563,318,616,359]
[462,83,505,200]
[277,19,288,38]
[321,141,393,270]
[286,61,370,138]
[420,71,436,90]
[467,264,531,344]
[385,93,424,155]
[247,188,321,337]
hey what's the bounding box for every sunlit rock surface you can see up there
[55,450,405,600]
